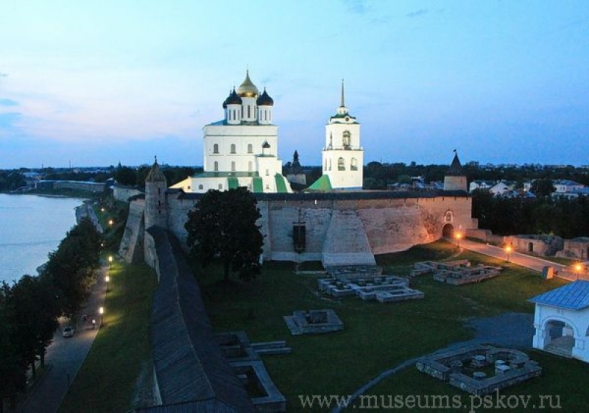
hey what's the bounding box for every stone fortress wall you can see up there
[121,189,477,265]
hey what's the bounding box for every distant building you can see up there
[553,179,586,199]
[469,180,495,192]
[285,150,306,187]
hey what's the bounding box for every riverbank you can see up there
[0,194,84,284]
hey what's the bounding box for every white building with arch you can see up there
[172,71,292,194]
[529,280,589,362]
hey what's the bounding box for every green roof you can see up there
[274,174,289,193]
[306,175,332,191]
[253,177,263,193]
[228,176,239,189]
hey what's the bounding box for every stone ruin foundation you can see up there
[411,260,502,285]
[416,344,542,396]
[283,309,344,335]
[319,265,424,303]
[216,331,287,412]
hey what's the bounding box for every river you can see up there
[0,193,84,285]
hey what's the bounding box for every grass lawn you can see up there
[59,260,157,413]
[363,350,589,412]
[199,240,580,412]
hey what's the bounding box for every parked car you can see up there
[63,325,74,338]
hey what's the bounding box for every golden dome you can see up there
[237,70,259,98]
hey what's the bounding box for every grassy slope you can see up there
[58,261,157,413]
[199,241,579,412]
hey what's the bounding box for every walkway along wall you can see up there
[141,227,254,412]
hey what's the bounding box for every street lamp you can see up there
[575,263,583,280]
[105,275,110,292]
[108,219,114,226]
[505,245,512,262]
[455,232,462,248]
[99,306,104,325]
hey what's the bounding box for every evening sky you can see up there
[1,0,588,169]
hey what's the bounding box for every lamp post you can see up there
[505,245,512,262]
[455,232,462,249]
[108,219,114,226]
[99,306,104,325]
[105,275,110,292]
[575,263,582,281]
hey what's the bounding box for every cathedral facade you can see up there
[171,71,292,194]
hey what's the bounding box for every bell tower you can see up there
[321,80,363,190]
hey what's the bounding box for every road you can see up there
[458,238,584,281]
[18,264,108,413]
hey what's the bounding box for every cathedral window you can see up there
[214,161,218,172]
[230,144,236,154]
[218,184,223,189]
[338,157,345,171]
[248,144,253,153]
[231,161,236,172]
[324,160,327,171]
[248,161,253,171]
[445,211,453,222]
[351,158,358,171]
[213,144,219,154]
[329,159,332,171]
[198,185,203,190]
[248,106,251,118]
[265,169,269,176]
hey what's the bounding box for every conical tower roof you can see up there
[146,158,167,183]
[446,151,464,177]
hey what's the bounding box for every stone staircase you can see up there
[322,210,376,267]
[544,336,574,358]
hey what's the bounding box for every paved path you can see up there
[459,238,585,281]
[18,264,108,413]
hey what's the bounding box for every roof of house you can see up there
[529,280,589,311]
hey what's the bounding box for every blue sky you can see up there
[1,0,588,169]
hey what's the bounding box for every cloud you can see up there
[407,8,428,18]
[0,98,18,107]
[341,0,369,14]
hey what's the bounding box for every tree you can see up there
[8,276,60,378]
[530,178,555,198]
[185,187,263,281]
[43,217,102,316]
[0,283,27,410]
[114,165,137,186]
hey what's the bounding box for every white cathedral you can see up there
[171,71,364,193]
